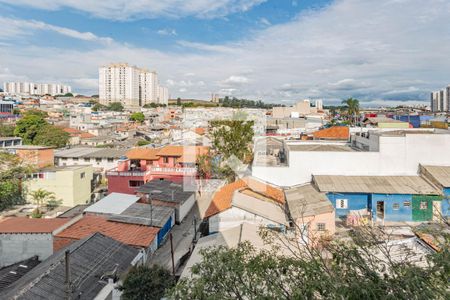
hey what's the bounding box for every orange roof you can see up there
[313,126,349,140]
[205,177,285,218]
[55,215,158,248]
[194,128,206,135]
[0,217,69,233]
[178,146,210,163]
[63,128,82,135]
[80,132,96,139]
[127,148,159,160]
[157,145,209,158]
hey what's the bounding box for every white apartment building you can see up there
[430,86,450,112]
[99,63,169,107]
[99,63,140,107]
[157,86,169,105]
[140,70,158,105]
[3,82,71,96]
[315,99,323,110]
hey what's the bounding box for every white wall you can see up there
[253,133,450,187]
[179,194,196,223]
[209,207,283,234]
[55,157,119,172]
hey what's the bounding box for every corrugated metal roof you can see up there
[420,165,450,188]
[287,144,355,152]
[108,203,174,227]
[55,147,126,158]
[313,175,440,195]
[284,184,334,218]
[84,193,140,214]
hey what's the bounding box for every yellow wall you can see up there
[26,166,94,207]
[378,122,410,128]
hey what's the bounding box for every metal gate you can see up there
[412,195,437,221]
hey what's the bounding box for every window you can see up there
[420,201,428,210]
[336,199,348,209]
[107,158,114,162]
[80,172,85,179]
[392,203,400,210]
[96,158,101,163]
[84,158,90,162]
[403,201,411,207]
[317,223,326,231]
[73,157,79,161]
[163,157,169,163]
[129,180,144,187]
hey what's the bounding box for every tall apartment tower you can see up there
[157,86,169,105]
[431,86,450,112]
[139,70,158,106]
[315,99,323,110]
[99,63,140,107]
[3,82,71,96]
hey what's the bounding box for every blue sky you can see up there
[0,0,449,106]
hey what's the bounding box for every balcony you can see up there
[149,166,197,175]
[106,169,151,177]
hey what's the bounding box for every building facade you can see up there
[99,63,169,107]
[3,82,71,96]
[430,85,450,112]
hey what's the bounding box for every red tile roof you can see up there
[0,217,69,233]
[204,177,285,218]
[313,126,349,140]
[55,215,158,248]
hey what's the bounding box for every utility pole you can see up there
[65,250,71,300]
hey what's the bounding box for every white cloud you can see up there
[0,17,113,44]
[1,0,450,103]
[0,0,267,20]
[157,28,177,36]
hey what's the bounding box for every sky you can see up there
[0,0,449,106]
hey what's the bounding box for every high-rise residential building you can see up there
[139,70,158,106]
[99,63,140,107]
[99,63,169,107]
[431,85,450,112]
[315,99,323,110]
[2,82,71,96]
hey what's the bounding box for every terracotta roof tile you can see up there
[204,177,285,218]
[313,126,349,140]
[126,148,159,160]
[194,128,206,135]
[55,215,158,248]
[80,132,96,139]
[0,217,69,233]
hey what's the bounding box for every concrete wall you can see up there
[371,194,413,222]
[300,210,336,241]
[0,233,53,267]
[27,166,93,207]
[56,157,119,173]
[327,193,370,217]
[442,188,450,217]
[179,194,196,223]
[253,133,450,186]
[209,207,283,234]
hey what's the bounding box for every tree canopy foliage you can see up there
[14,110,69,147]
[0,152,32,212]
[130,112,145,123]
[219,96,283,109]
[120,265,175,300]
[170,225,450,300]
[0,124,15,137]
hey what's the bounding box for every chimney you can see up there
[117,156,130,172]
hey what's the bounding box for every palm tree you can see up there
[29,189,56,212]
[341,98,360,125]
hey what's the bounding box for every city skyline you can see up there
[1,0,450,105]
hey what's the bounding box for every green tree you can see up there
[170,225,450,300]
[136,139,151,146]
[33,125,69,148]
[341,97,360,125]
[91,103,106,112]
[14,113,47,144]
[176,97,181,106]
[0,124,15,137]
[64,92,73,97]
[29,188,56,216]
[121,265,175,300]
[130,112,145,123]
[0,152,32,212]
[107,102,124,112]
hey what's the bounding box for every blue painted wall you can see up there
[157,215,173,247]
[442,188,450,217]
[371,194,413,221]
[327,193,369,217]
